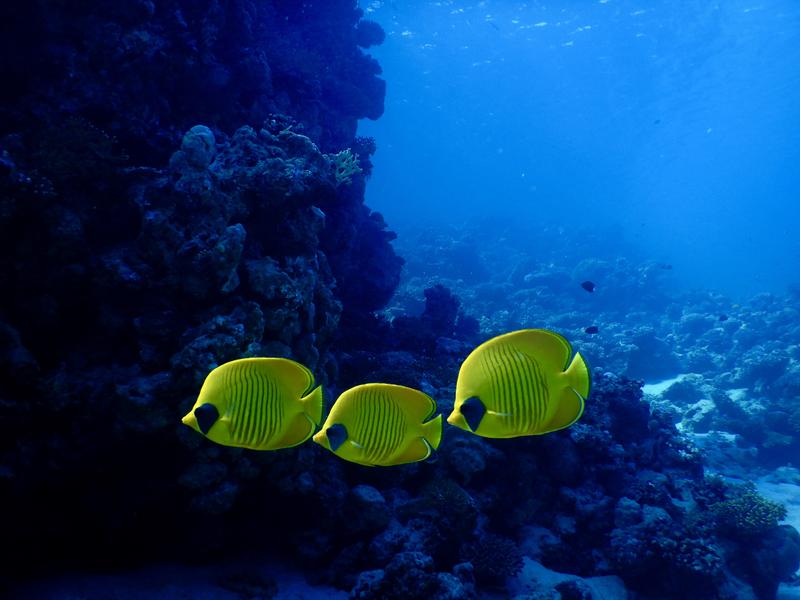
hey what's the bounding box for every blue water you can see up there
[359,0,800,300]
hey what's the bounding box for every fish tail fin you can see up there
[565,351,591,399]
[301,385,324,425]
[422,414,443,450]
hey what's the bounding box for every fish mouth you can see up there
[312,431,325,446]
[181,413,196,428]
[446,411,464,428]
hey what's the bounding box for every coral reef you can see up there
[2,4,800,600]
[0,0,385,163]
[461,533,524,585]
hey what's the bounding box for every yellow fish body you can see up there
[447,329,590,438]
[313,383,442,467]
[181,357,323,450]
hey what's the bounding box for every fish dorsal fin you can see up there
[498,329,573,373]
[236,357,315,396]
[354,383,437,422]
[458,329,572,398]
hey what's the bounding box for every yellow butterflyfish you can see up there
[181,357,323,450]
[313,383,442,467]
[447,329,590,438]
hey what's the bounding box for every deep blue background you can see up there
[359,0,800,299]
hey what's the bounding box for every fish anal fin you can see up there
[539,387,585,434]
[475,411,524,439]
[273,413,316,449]
[391,438,433,465]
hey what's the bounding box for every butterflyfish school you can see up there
[182,357,323,450]
[313,383,442,467]
[447,329,590,438]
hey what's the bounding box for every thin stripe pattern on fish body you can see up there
[225,362,285,447]
[480,342,549,434]
[353,387,408,464]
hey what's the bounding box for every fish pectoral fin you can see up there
[391,438,433,466]
[349,440,364,449]
[487,410,514,417]
[539,387,585,434]
[275,413,316,449]
[470,412,524,439]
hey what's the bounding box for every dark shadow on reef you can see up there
[0,2,798,599]
[0,0,397,578]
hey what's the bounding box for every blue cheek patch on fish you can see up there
[461,396,486,432]
[326,423,348,452]
[194,403,219,435]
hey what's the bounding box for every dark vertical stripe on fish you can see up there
[354,391,365,443]
[228,369,238,438]
[480,353,496,411]
[484,349,501,413]
[506,344,525,432]
[382,394,397,462]
[391,398,403,456]
[258,372,272,447]
[239,365,252,444]
[490,346,510,416]
[362,389,375,457]
[534,359,548,428]
[272,376,282,445]
[252,368,263,446]
[516,347,530,433]
[375,390,390,463]
[244,365,257,444]
[519,352,536,432]
[235,366,248,443]
[384,397,396,461]
[261,369,272,446]
[527,355,541,429]
[272,377,282,445]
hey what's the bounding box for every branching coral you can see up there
[422,478,479,531]
[328,148,362,186]
[711,482,787,537]
[460,533,523,585]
